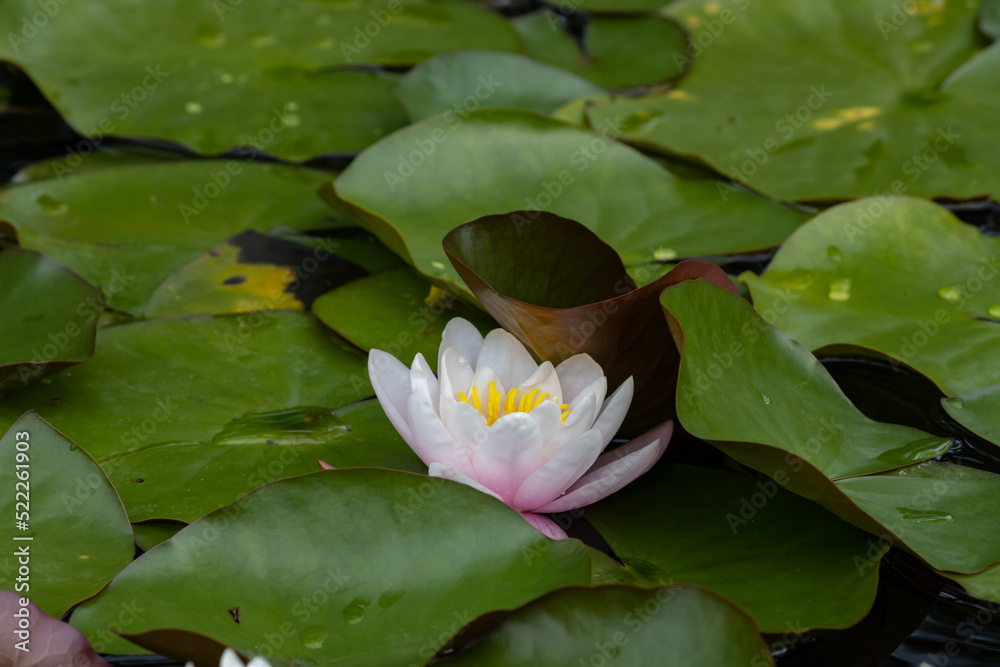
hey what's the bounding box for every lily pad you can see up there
[0,312,371,467]
[0,161,337,314]
[586,0,1000,200]
[144,230,368,317]
[70,469,593,663]
[943,385,1000,445]
[511,11,687,89]
[0,0,525,159]
[660,279,1000,574]
[0,249,104,389]
[397,51,604,121]
[585,464,884,631]
[742,197,1000,396]
[0,412,133,617]
[106,399,423,523]
[323,109,805,295]
[132,521,186,553]
[439,585,772,666]
[312,266,497,370]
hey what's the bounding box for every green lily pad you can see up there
[397,51,604,122]
[106,399,423,523]
[144,230,368,318]
[511,11,687,89]
[323,109,805,295]
[70,469,593,663]
[742,197,1000,396]
[950,562,1000,603]
[660,279,1000,574]
[586,0,999,200]
[0,311,371,467]
[0,412,133,617]
[312,266,496,370]
[438,585,772,666]
[943,385,1000,445]
[0,249,104,389]
[585,464,884,631]
[0,161,337,314]
[0,0,526,160]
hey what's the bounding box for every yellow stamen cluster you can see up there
[458,380,570,426]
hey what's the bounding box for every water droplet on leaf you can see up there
[185,102,203,114]
[653,246,677,261]
[342,597,369,624]
[826,246,843,263]
[827,278,851,301]
[988,305,1000,319]
[36,194,68,215]
[897,508,954,524]
[300,625,328,649]
[938,286,961,301]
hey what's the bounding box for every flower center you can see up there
[457,380,570,426]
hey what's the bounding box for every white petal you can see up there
[476,328,538,389]
[438,347,474,423]
[368,349,413,442]
[555,354,606,404]
[410,352,440,415]
[247,658,271,667]
[438,318,484,373]
[542,391,598,457]
[407,393,475,477]
[522,512,568,540]
[221,649,245,667]
[445,400,488,452]
[513,429,603,511]
[534,420,673,513]
[591,376,634,449]
[429,462,502,502]
[529,399,563,446]
[517,361,563,402]
[471,412,544,504]
[566,376,607,418]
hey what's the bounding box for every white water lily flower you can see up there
[185,648,271,667]
[369,318,673,540]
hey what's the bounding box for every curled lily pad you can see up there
[742,197,1000,396]
[70,469,592,662]
[444,211,737,429]
[943,385,1000,445]
[587,0,1000,200]
[661,279,1000,574]
[0,249,103,389]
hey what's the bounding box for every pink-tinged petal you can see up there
[408,393,475,477]
[555,354,606,404]
[529,399,563,446]
[476,328,538,389]
[534,420,673,513]
[521,512,568,540]
[410,352,440,415]
[438,318,484,373]
[369,349,413,442]
[513,429,603,511]
[471,412,544,504]
[438,347,474,423]
[429,462,502,502]
[0,590,110,667]
[542,391,598,456]
[516,361,563,401]
[317,459,335,470]
[591,376,634,449]
[445,400,488,453]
